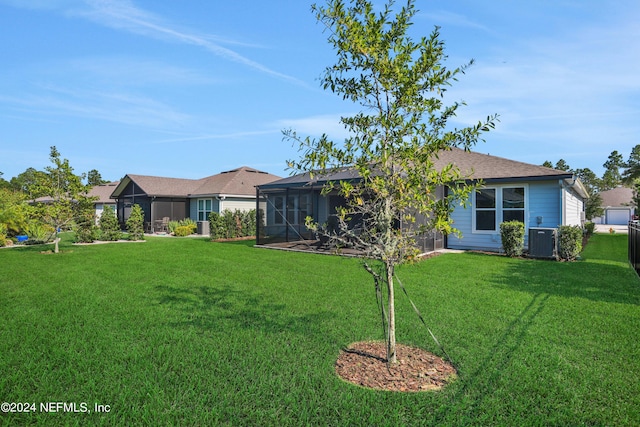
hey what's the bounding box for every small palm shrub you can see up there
[99,206,121,241]
[22,220,55,244]
[167,221,180,234]
[558,225,583,261]
[500,220,525,257]
[126,204,145,241]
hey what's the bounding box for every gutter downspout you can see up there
[559,179,566,226]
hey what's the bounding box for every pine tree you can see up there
[99,205,121,241]
[126,204,145,241]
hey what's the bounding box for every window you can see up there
[502,187,525,223]
[475,188,496,231]
[298,194,311,224]
[274,196,285,224]
[474,186,526,232]
[197,199,213,221]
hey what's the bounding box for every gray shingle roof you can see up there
[190,167,282,196]
[432,148,572,181]
[599,186,633,207]
[110,166,281,199]
[87,182,119,203]
[259,148,576,189]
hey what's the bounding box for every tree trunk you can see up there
[54,237,60,254]
[386,261,397,364]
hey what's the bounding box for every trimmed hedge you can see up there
[209,209,258,240]
[558,225,583,261]
[500,220,525,257]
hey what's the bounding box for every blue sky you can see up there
[1,0,639,182]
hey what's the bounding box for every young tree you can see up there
[286,0,496,364]
[126,204,145,241]
[99,205,121,241]
[31,146,89,253]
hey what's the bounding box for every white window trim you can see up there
[197,198,213,222]
[472,184,529,234]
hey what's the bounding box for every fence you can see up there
[629,221,640,275]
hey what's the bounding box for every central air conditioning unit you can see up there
[528,227,557,259]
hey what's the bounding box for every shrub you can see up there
[222,210,237,238]
[0,223,6,247]
[584,221,595,237]
[209,212,225,239]
[167,221,180,234]
[178,218,197,234]
[99,206,121,241]
[208,209,258,239]
[22,220,55,244]
[126,204,145,241]
[500,220,525,257]
[174,225,193,237]
[558,225,583,261]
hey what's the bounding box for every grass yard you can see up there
[1,233,639,426]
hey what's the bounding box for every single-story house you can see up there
[592,186,634,225]
[110,166,281,233]
[255,148,588,253]
[87,181,119,222]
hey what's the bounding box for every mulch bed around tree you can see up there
[335,341,457,392]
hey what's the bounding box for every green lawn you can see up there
[1,233,639,426]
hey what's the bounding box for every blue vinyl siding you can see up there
[448,180,561,251]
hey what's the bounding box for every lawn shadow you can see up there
[466,251,640,305]
[153,284,334,337]
[434,292,550,423]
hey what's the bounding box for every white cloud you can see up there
[0,85,190,128]
[74,0,307,86]
[277,114,354,141]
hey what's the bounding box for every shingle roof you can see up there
[599,186,633,207]
[110,166,281,198]
[87,182,119,203]
[431,148,571,181]
[190,167,282,196]
[259,148,576,189]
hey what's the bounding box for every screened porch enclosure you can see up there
[255,185,445,253]
[256,187,323,245]
[114,179,188,232]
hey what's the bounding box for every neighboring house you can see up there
[255,148,588,252]
[87,182,119,222]
[109,166,281,233]
[592,186,634,225]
